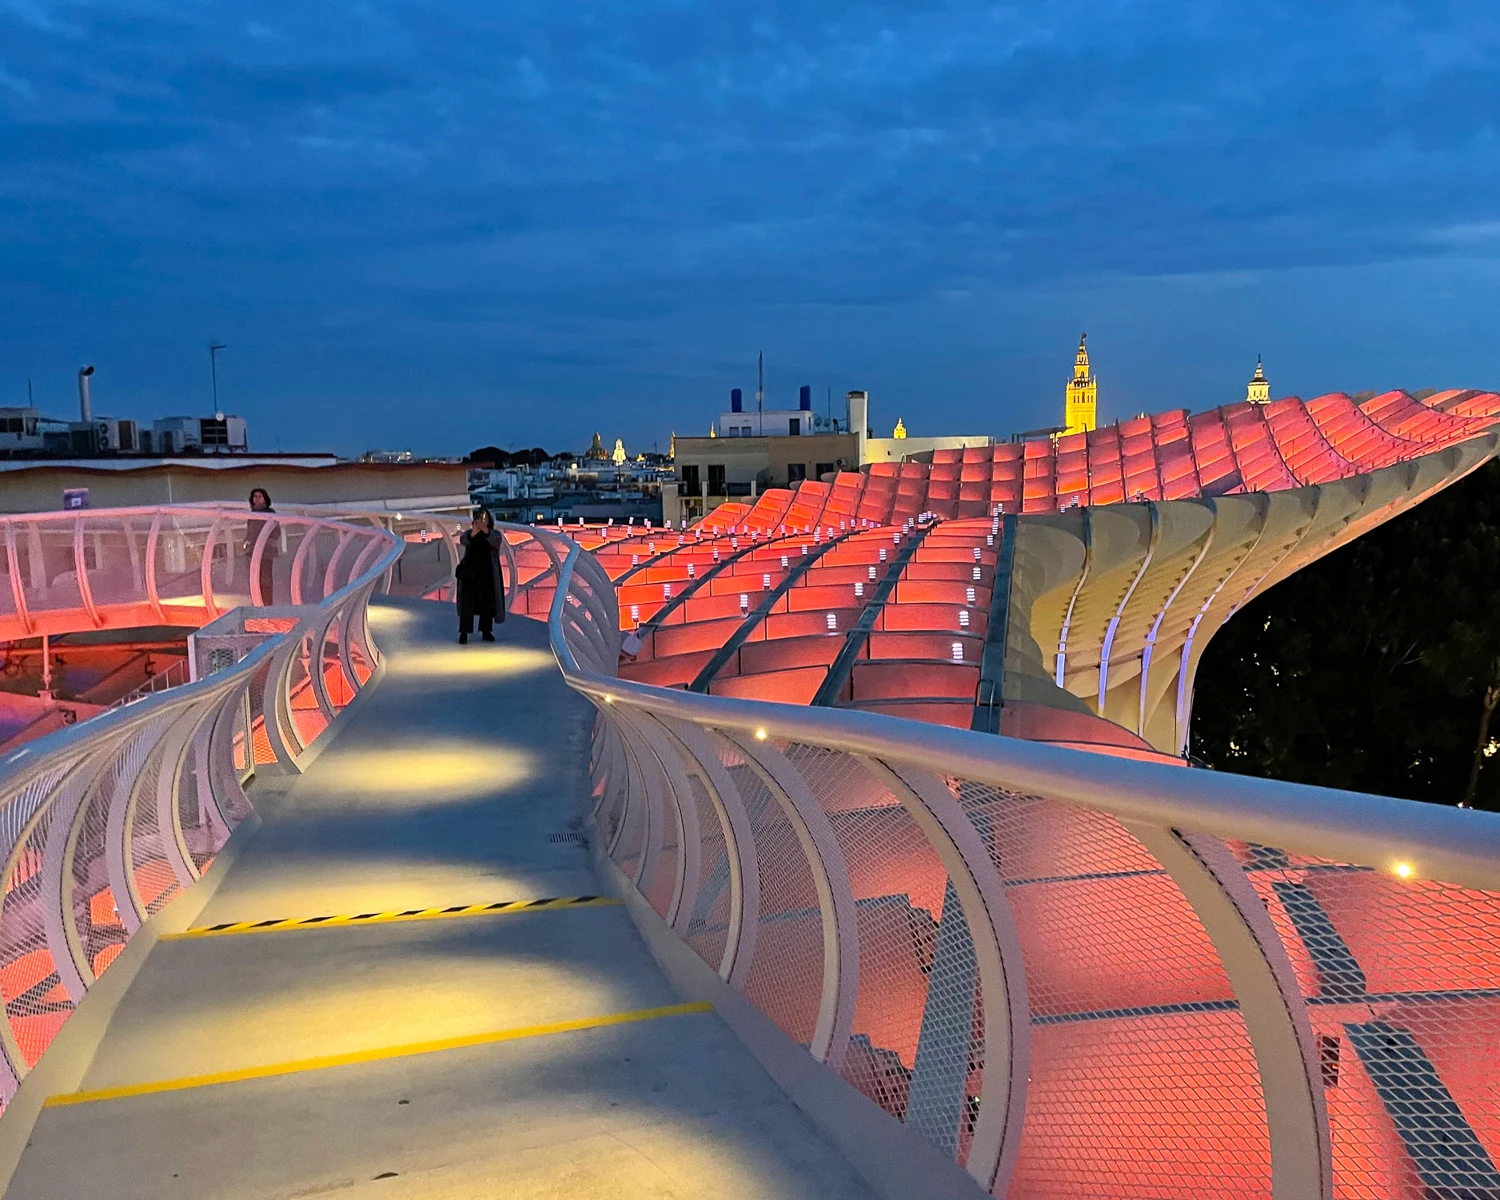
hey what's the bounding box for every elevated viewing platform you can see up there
[0,385,1496,1199]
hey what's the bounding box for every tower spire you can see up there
[1246,354,1270,404]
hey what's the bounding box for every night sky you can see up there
[3,1,1499,456]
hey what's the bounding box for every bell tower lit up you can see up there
[1246,355,1270,404]
[1064,333,1097,435]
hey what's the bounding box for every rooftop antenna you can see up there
[756,350,765,436]
[208,342,227,411]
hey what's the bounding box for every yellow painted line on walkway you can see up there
[161,895,620,940]
[45,1002,713,1108]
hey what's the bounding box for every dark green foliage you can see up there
[466,446,554,467]
[1192,459,1500,810]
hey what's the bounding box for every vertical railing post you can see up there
[198,518,223,622]
[614,707,702,930]
[248,516,276,607]
[660,718,761,985]
[321,531,355,602]
[861,758,1033,1193]
[103,722,158,937]
[1125,822,1333,1200]
[155,712,209,890]
[73,514,102,628]
[40,749,117,1003]
[721,730,859,1073]
[144,512,167,622]
[259,632,307,770]
[4,522,32,635]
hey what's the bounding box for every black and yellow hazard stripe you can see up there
[163,895,619,941]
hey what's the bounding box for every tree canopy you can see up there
[466,446,555,467]
[1192,458,1500,811]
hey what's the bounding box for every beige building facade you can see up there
[663,432,858,525]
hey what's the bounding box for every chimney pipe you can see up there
[847,390,869,466]
[77,365,95,424]
[730,387,743,413]
[799,384,812,411]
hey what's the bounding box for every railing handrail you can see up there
[539,525,1500,895]
[108,657,190,710]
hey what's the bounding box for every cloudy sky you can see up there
[3,0,1499,455]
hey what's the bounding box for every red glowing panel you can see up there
[711,666,825,704]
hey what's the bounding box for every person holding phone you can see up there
[455,508,504,643]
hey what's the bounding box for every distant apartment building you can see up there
[664,384,991,526]
[0,407,247,458]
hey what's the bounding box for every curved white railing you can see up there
[0,505,411,641]
[527,523,1500,1200]
[0,511,404,1108]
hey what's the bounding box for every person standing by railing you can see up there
[244,488,279,605]
[455,508,504,643]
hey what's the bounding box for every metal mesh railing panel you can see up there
[22,524,85,614]
[246,660,278,765]
[0,771,76,1070]
[68,758,125,983]
[127,723,186,915]
[151,516,215,610]
[609,742,650,879]
[347,604,375,685]
[173,735,217,884]
[640,766,681,922]
[786,750,960,1146]
[595,758,626,846]
[947,781,1272,1199]
[718,735,824,1048]
[216,696,255,826]
[790,745,986,1166]
[1230,842,1500,1199]
[683,772,732,970]
[69,525,139,608]
[386,532,452,599]
[287,631,329,747]
[321,623,355,713]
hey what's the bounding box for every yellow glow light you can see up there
[388,646,554,679]
[604,695,614,704]
[754,728,767,741]
[1394,861,1413,879]
[311,742,536,806]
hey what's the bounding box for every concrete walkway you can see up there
[8,599,876,1200]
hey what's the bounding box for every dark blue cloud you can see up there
[2,0,1499,454]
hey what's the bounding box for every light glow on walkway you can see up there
[311,742,536,802]
[388,645,556,679]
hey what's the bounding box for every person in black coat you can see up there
[455,509,506,643]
